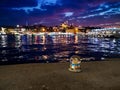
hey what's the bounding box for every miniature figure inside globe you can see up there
[69,55,82,72]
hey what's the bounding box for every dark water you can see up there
[0,34,120,64]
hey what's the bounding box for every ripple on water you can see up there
[0,34,120,64]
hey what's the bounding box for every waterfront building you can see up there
[90,28,120,37]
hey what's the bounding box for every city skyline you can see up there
[0,0,120,26]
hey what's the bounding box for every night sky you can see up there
[0,0,120,26]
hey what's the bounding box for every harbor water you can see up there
[0,34,120,64]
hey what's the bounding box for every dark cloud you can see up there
[0,0,37,8]
[0,8,28,26]
[0,0,120,26]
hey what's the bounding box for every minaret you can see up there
[26,21,28,26]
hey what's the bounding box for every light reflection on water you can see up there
[0,34,120,64]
